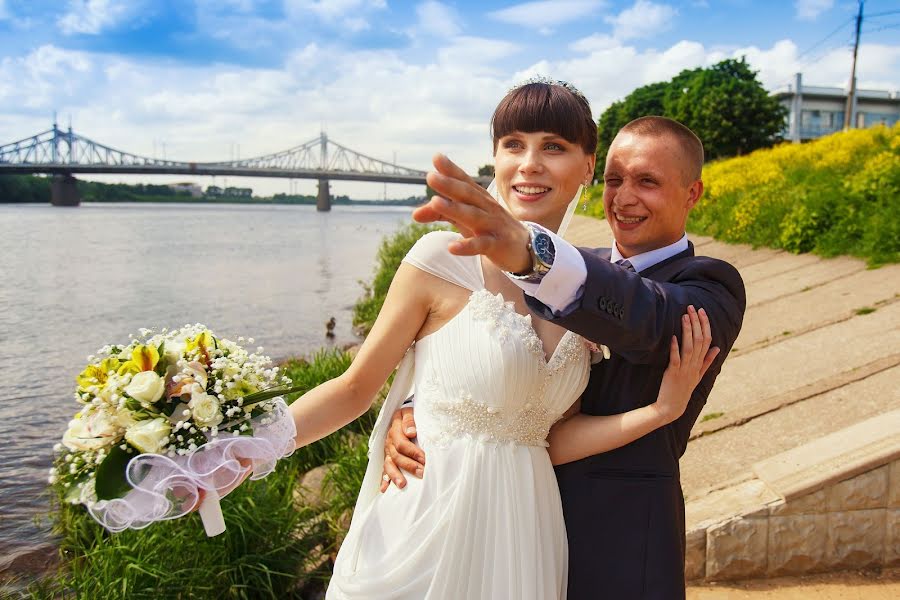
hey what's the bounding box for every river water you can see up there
[0,202,410,565]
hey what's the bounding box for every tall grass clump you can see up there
[583,123,898,267]
[352,222,446,335]
[39,348,375,599]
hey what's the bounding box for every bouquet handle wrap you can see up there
[198,487,225,536]
[87,397,296,535]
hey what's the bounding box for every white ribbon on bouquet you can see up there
[87,398,297,537]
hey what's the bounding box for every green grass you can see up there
[855,306,876,316]
[700,411,725,423]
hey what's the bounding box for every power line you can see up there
[866,9,900,19]
[862,22,900,33]
[795,16,856,61]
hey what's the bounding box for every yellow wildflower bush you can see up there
[689,124,896,265]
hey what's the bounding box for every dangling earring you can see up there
[580,182,589,212]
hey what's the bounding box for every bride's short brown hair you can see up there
[491,80,597,156]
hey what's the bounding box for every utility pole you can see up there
[843,0,864,130]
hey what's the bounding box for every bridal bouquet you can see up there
[51,324,300,536]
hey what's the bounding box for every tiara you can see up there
[511,75,587,100]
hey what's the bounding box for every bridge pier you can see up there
[317,179,331,212]
[51,174,80,206]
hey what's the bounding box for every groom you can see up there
[385,116,745,599]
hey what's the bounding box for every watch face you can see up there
[533,232,556,265]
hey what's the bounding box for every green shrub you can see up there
[352,222,446,335]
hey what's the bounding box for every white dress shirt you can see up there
[511,225,689,315]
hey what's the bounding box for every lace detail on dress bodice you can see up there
[418,289,590,448]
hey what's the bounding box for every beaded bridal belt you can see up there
[429,395,557,447]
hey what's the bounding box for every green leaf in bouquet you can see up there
[124,397,143,412]
[95,444,135,500]
[154,341,167,376]
[162,398,183,417]
[241,384,308,405]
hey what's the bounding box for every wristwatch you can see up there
[507,223,555,283]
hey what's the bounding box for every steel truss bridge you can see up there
[0,123,431,209]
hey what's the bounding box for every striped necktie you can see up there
[615,259,636,273]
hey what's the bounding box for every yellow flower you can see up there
[185,331,215,353]
[76,357,121,392]
[185,331,217,364]
[117,345,160,375]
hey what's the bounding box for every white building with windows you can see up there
[774,73,900,142]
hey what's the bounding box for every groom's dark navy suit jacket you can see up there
[527,243,745,600]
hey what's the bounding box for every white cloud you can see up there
[794,0,834,21]
[569,33,617,53]
[284,0,387,31]
[488,0,605,33]
[604,0,677,41]
[723,39,900,92]
[57,0,145,35]
[192,4,290,51]
[414,1,462,38]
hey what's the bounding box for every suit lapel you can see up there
[639,242,695,279]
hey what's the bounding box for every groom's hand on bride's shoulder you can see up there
[381,407,426,492]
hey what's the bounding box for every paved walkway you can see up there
[687,568,900,599]
[564,215,900,502]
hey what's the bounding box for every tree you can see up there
[477,164,495,177]
[595,58,787,170]
[0,174,51,203]
[596,81,669,175]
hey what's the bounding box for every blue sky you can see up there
[1,0,898,197]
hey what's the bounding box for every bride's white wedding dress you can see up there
[326,231,591,600]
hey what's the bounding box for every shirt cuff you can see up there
[507,224,587,315]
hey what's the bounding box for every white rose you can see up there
[113,409,139,429]
[189,392,223,427]
[125,371,165,405]
[62,414,116,451]
[125,418,171,454]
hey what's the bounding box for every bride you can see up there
[263,79,714,598]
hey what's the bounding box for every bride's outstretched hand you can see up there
[654,306,719,425]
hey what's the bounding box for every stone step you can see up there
[741,256,864,308]
[694,240,786,270]
[703,300,900,419]
[734,251,828,285]
[733,264,899,352]
[683,364,900,500]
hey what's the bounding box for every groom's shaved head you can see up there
[619,117,704,183]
